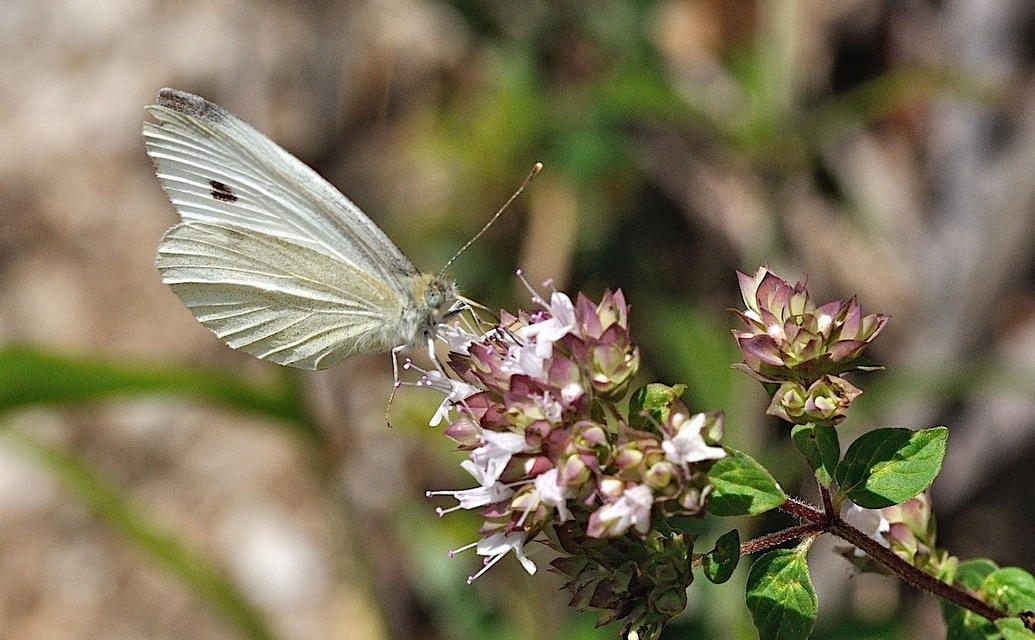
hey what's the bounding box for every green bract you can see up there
[628,382,688,430]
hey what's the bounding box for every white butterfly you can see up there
[144,88,461,370]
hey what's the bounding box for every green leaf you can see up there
[0,347,316,440]
[3,429,277,640]
[985,568,1035,615]
[834,427,948,509]
[707,448,786,516]
[702,530,740,584]
[943,608,996,640]
[956,559,1001,589]
[996,618,1035,640]
[745,546,818,640]
[627,383,687,430]
[790,423,840,488]
[943,563,1035,639]
[943,559,1001,640]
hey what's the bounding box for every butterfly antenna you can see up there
[440,162,543,275]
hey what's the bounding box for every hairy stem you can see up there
[741,523,824,555]
[828,518,1006,622]
[779,495,825,524]
[690,523,823,569]
[778,495,1008,623]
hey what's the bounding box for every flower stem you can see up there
[690,523,823,568]
[778,495,1008,623]
[828,517,1006,622]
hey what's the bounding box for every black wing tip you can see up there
[154,88,226,122]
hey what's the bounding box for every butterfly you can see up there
[144,88,466,371]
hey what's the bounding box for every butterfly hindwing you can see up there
[157,222,408,369]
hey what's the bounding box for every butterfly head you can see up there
[410,273,460,341]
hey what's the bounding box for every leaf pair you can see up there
[944,559,1035,639]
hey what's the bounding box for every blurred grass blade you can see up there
[808,65,999,148]
[637,300,740,412]
[0,346,314,438]
[3,428,279,640]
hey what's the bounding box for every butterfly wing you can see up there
[159,222,403,369]
[145,89,418,368]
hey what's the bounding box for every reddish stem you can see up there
[691,522,823,569]
[780,495,825,524]
[740,523,823,555]
[820,484,835,516]
[828,518,1005,622]
[776,495,1008,623]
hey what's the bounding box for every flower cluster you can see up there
[732,267,888,425]
[423,279,727,633]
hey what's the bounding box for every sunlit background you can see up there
[2,0,1035,638]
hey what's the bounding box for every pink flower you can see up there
[587,484,655,537]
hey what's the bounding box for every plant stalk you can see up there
[777,495,1008,623]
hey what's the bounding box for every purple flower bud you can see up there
[732,267,888,384]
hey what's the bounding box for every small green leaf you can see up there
[943,609,995,640]
[702,530,740,584]
[745,546,818,640]
[790,423,840,488]
[995,618,1035,640]
[943,559,1001,640]
[957,559,1001,589]
[834,427,948,508]
[707,448,787,516]
[985,568,1035,615]
[628,383,687,430]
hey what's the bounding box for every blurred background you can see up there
[2,0,1035,638]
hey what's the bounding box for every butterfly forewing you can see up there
[146,88,435,369]
[144,88,417,291]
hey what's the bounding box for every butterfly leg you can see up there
[385,344,409,427]
[427,335,447,374]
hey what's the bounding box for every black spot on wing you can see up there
[156,88,227,123]
[209,180,238,203]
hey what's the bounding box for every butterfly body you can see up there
[145,88,458,369]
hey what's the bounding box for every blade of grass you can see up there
[3,427,279,640]
[0,346,316,442]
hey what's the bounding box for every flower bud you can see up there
[644,460,676,490]
[733,267,888,384]
[767,375,861,425]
